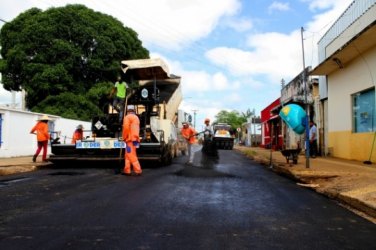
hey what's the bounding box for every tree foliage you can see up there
[32,93,101,121]
[0,4,149,120]
[213,110,247,131]
[241,108,255,120]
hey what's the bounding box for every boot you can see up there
[32,155,37,162]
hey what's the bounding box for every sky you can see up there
[0,0,353,129]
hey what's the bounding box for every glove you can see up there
[126,145,131,153]
[133,141,140,148]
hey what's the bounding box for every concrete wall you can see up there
[0,107,91,158]
[328,46,376,161]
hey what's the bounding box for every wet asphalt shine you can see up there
[1,145,376,250]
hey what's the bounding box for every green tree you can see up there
[32,93,101,121]
[214,110,247,131]
[241,108,255,120]
[0,4,149,120]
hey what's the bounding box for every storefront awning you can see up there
[310,22,376,76]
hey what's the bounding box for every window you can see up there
[352,88,375,133]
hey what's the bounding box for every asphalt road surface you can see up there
[1,146,376,250]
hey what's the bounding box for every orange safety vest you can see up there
[181,126,197,144]
[30,122,50,142]
[71,130,83,144]
[122,113,140,142]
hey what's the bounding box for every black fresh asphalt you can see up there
[0,149,375,249]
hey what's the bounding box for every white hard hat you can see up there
[37,115,51,121]
[127,105,135,111]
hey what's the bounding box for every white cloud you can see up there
[0,0,356,112]
[227,92,242,103]
[302,0,352,12]
[212,72,230,90]
[168,59,234,93]
[224,17,253,32]
[205,0,354,86]
[0,86,22,108]
[0,0,241,50]
[94,0,241,50]
[305,0,353,32]
[179,70,232,93]
[268,1,291,14]
[0,87,11,105]
[205,30,304,84]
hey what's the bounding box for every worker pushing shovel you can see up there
[180,122,197,165]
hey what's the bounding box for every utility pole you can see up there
[301,27,310,168]
[192,109,198,130]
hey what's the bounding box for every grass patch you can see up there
[241,149,257,159]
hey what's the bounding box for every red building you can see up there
[261,98,283,150]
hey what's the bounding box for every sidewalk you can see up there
[0,156,51,176]
[235,146,376,223]
[1,149,376,223]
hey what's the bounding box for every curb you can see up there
[273,162,376,221]
[0,163,52,176]
[238,149,376,222]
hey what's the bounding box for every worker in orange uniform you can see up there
[30,115,51,163]
[122,105,142,176]
[181,121,197,165]
[71,124,84,144]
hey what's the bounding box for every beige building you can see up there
[311,1,376,161]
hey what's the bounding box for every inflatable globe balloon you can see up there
[279,104,306,134]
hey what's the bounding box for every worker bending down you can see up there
[122,105,142,176]
[71,124,84,144]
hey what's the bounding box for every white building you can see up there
[311,0,376,161]
[0,107,91,158]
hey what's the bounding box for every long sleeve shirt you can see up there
[71,130,83,144]
[181,126,197,144]
[30,122,50,142]
[122,113,140,142]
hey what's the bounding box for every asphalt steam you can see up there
[175,148,234,178]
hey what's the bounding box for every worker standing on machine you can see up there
[110,76,128,123]
[122,105,142,176]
